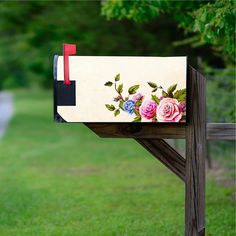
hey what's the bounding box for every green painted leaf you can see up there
[167,83,177,94]
[162,90,168,98]
[152,88,157,93]
[114,109,120,116]
[132,116,141,122]
[119,100,124,110]
[135,99,142,106]
[147,82,157,88]
[173,89,186,102]
[117,84,123,93]
[115,73,120,81]
[133,108,140,116]
[128,85,139,94]
[104,81,113,86]
[151,94,160,104]
[105,104,115,111]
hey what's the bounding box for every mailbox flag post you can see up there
[63,44,77,85]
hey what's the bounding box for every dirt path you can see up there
[0,92,14,138]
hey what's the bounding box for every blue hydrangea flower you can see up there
[123,100,135,114]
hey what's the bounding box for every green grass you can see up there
[0,89,235,236]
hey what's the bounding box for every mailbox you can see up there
[54,45,187,123]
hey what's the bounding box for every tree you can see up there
[101,0,236,64]
[0,1,210,89]
[0,0,234,91]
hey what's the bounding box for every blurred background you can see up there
[0,1,235,235]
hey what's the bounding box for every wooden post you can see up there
[185,67,206,235]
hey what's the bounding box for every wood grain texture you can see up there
[185,66,206,236]
[207,123,235,140]
[135,138,185,181]
[85,123,186,139]
[85,123,235,140]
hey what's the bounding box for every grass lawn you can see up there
[0,90,235,236]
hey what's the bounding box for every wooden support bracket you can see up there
[135,138,185,181]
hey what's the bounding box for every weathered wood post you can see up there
[185,66,206,235]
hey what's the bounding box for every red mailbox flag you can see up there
[63,44,77,85]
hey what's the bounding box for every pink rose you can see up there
[180,103,186,112]
[132,93,144,102]
[140,100,157,119]
[156,98,182,122]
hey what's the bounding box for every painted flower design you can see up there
[180,102,186,112]
[123,100,135,114]
[132,93,144,102]
[140,100,157,119]
[104,73,186,122]
[156,98,182,122]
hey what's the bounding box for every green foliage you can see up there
[133,108,140,116]
[152,87,157,93]
[1,1,233,90]
[105,104,115,111]
[132,115,141,122]
[147,82,161,93]
[167,83,177,94]
[206,67,235,123]
[101,0,168,22]
[128,85,139,95]
[162,90,168,98]
[117,83,123,93]
[0,1,172,89]
[114,73,120,81]
[135,100,142,106]
[119,100,124,110]
[114,108,120,116]
[173,89,186,102]
[102,0,235,63]
[147,82,157,88]
[104,81,113,86]
[151,94,160,104]
[186,0,236,62]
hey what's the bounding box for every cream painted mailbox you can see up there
[54,45,187,123]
